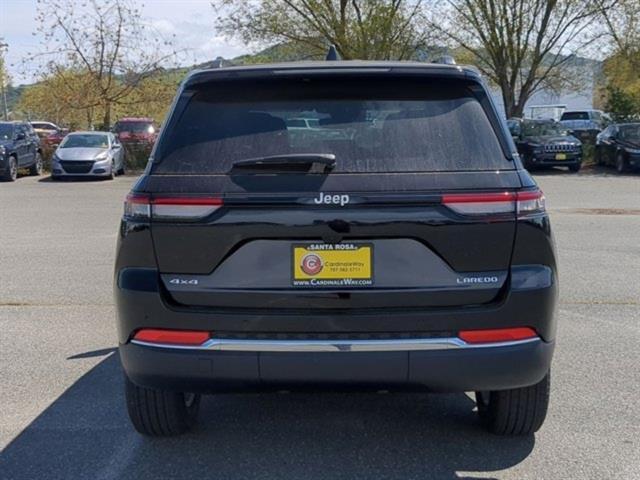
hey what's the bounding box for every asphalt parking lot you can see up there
[0,170,639,479]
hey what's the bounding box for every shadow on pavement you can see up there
[67,347,117,360]
[0,353,534,480]
[38,175,112,183]
[532,164,639,177]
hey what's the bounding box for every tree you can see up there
[596,0,640,119]
[16,70,98,128]
[28,0,178,129]
[109,70,183,123]
[425,0,614,118]
[213,0,430,61]
[16,68,181,129]
[0,39,10,120]
[597,0,640,67]
[604,85,638,121]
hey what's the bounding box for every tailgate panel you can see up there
[149,172,520,310]
[161,239,508,308]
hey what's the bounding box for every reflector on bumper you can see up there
[133,329,210,346]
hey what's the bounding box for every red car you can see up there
[30,121,68,148]
[113,118,158,145]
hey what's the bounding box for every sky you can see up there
[0,0,253,85]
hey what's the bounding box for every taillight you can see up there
[152,196,223,220]
[124,193,151,219]
[442,192,516,215]
[133,329,210,346]
[442,189,545,218]
[515,190,546,218]
[124,194,223,221]
[458,327,538,344]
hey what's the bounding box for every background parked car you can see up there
[40,128,68,149]
[51,131,124,180]
[30,121,60,136]
[31,121,69,147]
[112,117,158,146]
[285,116,351,147]
[595,123,640,173]
[0,121,44,181]
[30,121,70,162]
[559,109,610,144]
[508,118,582,172]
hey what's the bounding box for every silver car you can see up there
[51,131,125,180]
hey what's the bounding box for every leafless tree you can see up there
[596,0,640,67]
[425,0,616,117]
[29,0,179,128]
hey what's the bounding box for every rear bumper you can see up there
[528,153,581,168]
[120,337,554,393]
[116,264,557,393]
[115,265,558,343]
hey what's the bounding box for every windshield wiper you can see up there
[230,154,336,174]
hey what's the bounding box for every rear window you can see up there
[561,112,589,121]
[153,77,510,174]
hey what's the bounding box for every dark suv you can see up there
[508,118,582,172]
[0,121,44,181]
[115,61,558,437]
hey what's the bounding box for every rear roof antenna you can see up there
[326,45,341,61]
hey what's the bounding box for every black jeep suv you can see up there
[115,61,558,437]
[0,121,44,181]
[508,118,582,172]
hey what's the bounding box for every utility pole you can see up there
[0,41,8,120]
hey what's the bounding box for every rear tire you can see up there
[29,152,43,176]
[475,372,550,435]
[109,160,116,180]
[1,155,17,182]
[568,163,580,173]
[124,375,201,436]
[616,152,628,173]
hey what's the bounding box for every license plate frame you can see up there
[555,153,567,160]
[291,243,374,287]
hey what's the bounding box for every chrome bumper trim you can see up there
[130,337,540,352]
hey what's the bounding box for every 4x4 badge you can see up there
[169,278,199,285]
